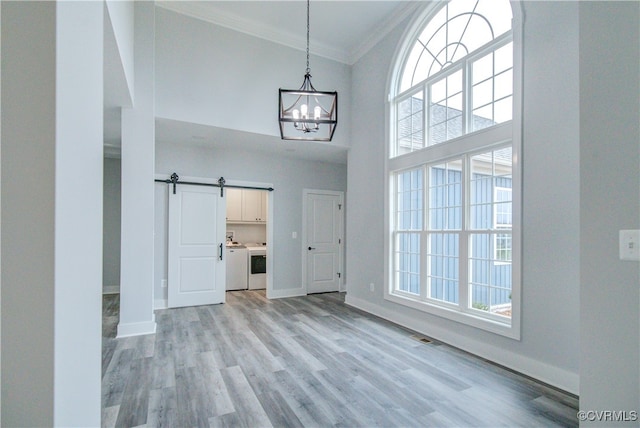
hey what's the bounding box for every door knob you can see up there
[308,246,316,250]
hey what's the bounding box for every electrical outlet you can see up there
[161,279,167,288]
[619,230,640,261]
[369,282,375,292]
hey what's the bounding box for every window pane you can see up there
[396,233,421,295]
[397,91,424,155]
[428,233,459,304]
[495,69,513,100]
[470,148,512,230]
[428,70,463,146]
[494,96,513,123]
[428,161,462,230]
[470,233,512,318]
[494,42,513,74]
[470,42,513,132]
[396,168,423,230]
[473,79,493,110]
[473,51,494,84]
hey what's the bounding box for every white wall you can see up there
[54,3,104,424]
[346,2,581,393]
[105,0,134,102]
[579,1,640,421]
[118,1,156,338]
[154,140,347,301]
[103,157,121,292]
[154,7,351,148]
[1,1,103,425]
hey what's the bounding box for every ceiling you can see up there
[105,1,421,163]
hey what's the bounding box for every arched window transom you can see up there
[394,0,513,157]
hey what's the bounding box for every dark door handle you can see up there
[219,243,224,260]
[308,246,316,250]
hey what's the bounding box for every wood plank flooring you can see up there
[102,291,578,427]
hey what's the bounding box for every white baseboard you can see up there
[103,285,120,294]
[154,299,168,310]
[345,293,579,396]
[267,287,307,299]
[116,320,157,338]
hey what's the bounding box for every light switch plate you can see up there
[619,230,640,261]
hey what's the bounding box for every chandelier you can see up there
[278,0,338,141]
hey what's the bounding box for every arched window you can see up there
[386,0,522,338]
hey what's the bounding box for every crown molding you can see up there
[156,1,422,65]
[156,1,350,64]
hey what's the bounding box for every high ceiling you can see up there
[157,1,418,64]
[105,1,422,163]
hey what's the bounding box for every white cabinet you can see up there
[241,190,267,222]
[226,188,267,223]
[225,248,248,290]
[226,188,242,222]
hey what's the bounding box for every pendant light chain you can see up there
[305,0,311,74]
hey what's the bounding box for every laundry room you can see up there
[225,188,269,291]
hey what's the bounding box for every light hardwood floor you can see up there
[102,291,578,427]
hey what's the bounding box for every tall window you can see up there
[387,0,521,338]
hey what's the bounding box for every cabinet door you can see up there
[242,190,263,222]
[226,188,242,221]
[260,191,268,221]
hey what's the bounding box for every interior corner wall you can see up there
[154,141,347,301]
[579,1,640,419]
[346,1,581,393]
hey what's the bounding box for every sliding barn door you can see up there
[168,184,226,308]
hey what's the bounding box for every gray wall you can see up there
[154,7,351,147]
[346,2,581,393]
[154,141,347,302]
[579,1,640,420]
[103,157,121,291]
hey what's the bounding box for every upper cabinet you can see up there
[226,188,243,221]
[226,188,267,223]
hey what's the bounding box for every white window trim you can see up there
[383,1,524,340]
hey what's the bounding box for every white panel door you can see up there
[168,184,226,308]
[305,191,343,294]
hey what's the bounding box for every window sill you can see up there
[385,290,520,340]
